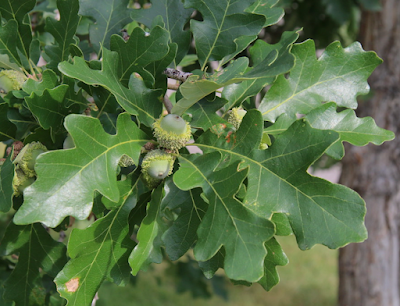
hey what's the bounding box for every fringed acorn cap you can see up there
[153,114,191,151]
[141,149,175,188]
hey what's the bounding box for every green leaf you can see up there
[79,0,132,53]
[129,184,166,275]
[188,97,227,131]
[194,110,368,249]
[172,31,298,115]
[0,20,22,66]
[0,150,14,212]
[222,30,299,109]
[0,0,36,24]
[45,0,81,70]
[306,102,395,159]
[0,54,20,70]
[55,173,140,306]
[185,0,266,70]
[259,237,288,291]
[0,223,68,306]
[59,49,163,126]
[259,40,383,122]
[7,108,39,139]
[109,26,170,87]
[174,154,275,282]
[13,113,150,227]
[0,103,17,140]
[245,0,284,27]
[24,85,70,137]
[161,178,207,261]
[131,0,194,65]
[265,102,395,159]
[22,70,59,96]
[0,0,36,68]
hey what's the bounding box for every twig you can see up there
[163,95,173,114]
[163,68,193,82]
[167,83,180,90]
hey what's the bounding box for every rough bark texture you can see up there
[338,1,400,306]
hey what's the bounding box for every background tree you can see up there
[338,1,400,305]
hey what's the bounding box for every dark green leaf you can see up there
[55,173,140,306]
[222,30,299,109]
[109,26,170,87]
[189,97,227,131]
[0,223,68,306]
[59,49,163,126]
[246,0,284,27]
[24,85,70,137]
[185,0,265,70]
[194,110,367,249]
[45,0,81,70]
[14,113,151,227]
[161,179,207,261]
[174,154,275,282]
[79,0,132,53]
[131,0,194,65]
[0,150,14,212]
[129,184,166,275]
[259,237,288,290]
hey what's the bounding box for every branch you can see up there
[163,68,193,82]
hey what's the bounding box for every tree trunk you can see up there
[338,1,400,306]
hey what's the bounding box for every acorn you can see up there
[12,168,35,196]
[141,149,175,188]
[13,141,47,178]
[228,107,247,130]
[0,70,27,93]
[153,114,191,150]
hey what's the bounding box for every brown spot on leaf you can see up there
[66,278,80,292]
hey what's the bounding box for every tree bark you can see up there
[338,1,400,306]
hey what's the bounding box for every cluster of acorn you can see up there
[141,114,191,187]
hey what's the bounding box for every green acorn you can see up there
[153,114,191,150]
[12,169,35,196]
[118,154,135,167]
[228,107,247,130]
[141,149,175,188]
[0,70,27,93]
[13,141,47,178]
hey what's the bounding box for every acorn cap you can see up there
[141,149,175,188]
[0,70,26,93]
[228,107,247,130]
[13,142,47,178]
[153,114,191,151]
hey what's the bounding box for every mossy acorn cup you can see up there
[153,114,191,150]
[141,149,175,188]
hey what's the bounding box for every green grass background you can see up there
[97,235,338,306]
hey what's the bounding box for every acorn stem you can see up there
[163,95,173,114]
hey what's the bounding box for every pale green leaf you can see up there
[14,113,150,227]
[259,40,383,122]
